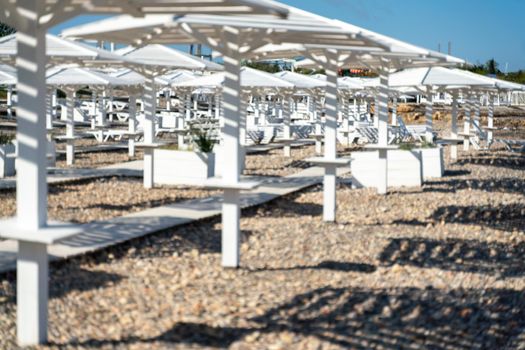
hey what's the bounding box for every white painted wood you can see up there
[425,86,434,142]
[6,85,12,118]
[45,88,53,131]
[463,94,471,151]
[450,91,458,160]
[352,150,422,190]
[0,143,15,178]
[419,147,444,179]
[391,98,398,126]
[128,94,137,157]
[143,73,157,189]
[65,89,76,166]
[14,6,49,344]
[377,68,390,194]
[17,241,48,346]
[220,28,243,268]
[322,55,339,222]
[283,95,292,157]
[488,94,495,146]
[154,149,215,185]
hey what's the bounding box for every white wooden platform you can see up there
[0,164,350,273]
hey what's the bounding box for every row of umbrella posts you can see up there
[0,0,524,346]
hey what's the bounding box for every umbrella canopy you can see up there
[0,34,136,67]
[109,68,146,85]
[115,44,223,71]
[174,67,295,89]
[388,67,496,89]
[46,67,141,88]
[157,69,200,86]
[0,0,290,29]
[338,77,365,90]
[61,4,384,55]
[274,71,326,89]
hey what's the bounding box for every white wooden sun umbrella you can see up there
[61,3,395,272]
[46,67,144,165]
[104,44,225,190]
[0,0,290,347]
[252,7,466,196]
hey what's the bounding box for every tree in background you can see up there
[242,60,282,73]
[0,23,15,37]
[485,58,500,75]
[463,58,525,84]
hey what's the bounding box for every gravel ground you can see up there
[1,146,524,349]
[244,145,317,177]
[244,144,359,177]
[0,177,219,223]
[55,149,144,169]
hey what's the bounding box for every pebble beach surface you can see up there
[1,145,524,349]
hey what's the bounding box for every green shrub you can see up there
[0,132,14,145]
[398,142,416,151]
[192,129,215,153]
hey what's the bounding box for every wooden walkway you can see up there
[0,164,350,273]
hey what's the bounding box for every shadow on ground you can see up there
[379,237,525,278]
[456,152,525,170]
[246,260,377,273]
[424,177,525,196]
[393,203,525,233]
[55,286,525,349]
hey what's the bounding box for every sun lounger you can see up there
[495,138,525,153]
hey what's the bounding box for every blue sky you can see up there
[51,0,525,71]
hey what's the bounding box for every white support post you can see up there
[487,93,495,146]
[51,89,57,120]
[45,88,53,132]
[463,94,472,151]
[165,89,171,111]
[215,94,221,120]
[373,94,379,128]
[323,55,339,222]
[143,73,157,189]
[239,93,247,170]
[283,95,292,157]
[208,95,213,117]
[65,89,76,166]
[15,8,48,345]
[220,33,242,267]
[128,94,137,157]
[185,94,192,120]
[18,241,48,346]
[108,88,114,122]
[473,94,481,143]
[7,85,13,118]
[342,95,350,146]
[425,87,434,143]
[391,97,398,126]
[450,91,459,161]
[376,67,390,195]
[254,96,260,125]
[98,89,107,127]
[315,96,323,155]
[91,91,97,129]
